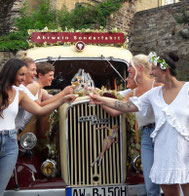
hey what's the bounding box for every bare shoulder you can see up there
[154,81,163,87]
[18,90,27,103]
[27,81,39,89]
[26,81,39,95]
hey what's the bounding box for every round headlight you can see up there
[132,155,142,172]
[41,159,56,177]
[20,132,37,150]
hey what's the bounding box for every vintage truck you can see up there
[5,31,146,196]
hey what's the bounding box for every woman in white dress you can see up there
[90,52,189,196]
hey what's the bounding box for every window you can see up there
[164,0,175,5]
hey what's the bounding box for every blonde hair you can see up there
[130,54,152,83]
[16,50,35,67]
[16,50,27,59]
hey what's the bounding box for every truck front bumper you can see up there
[4,189,66,196]
[128,184,146,196]
[4,184,146,196]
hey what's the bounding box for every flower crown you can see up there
[148,52,169,70]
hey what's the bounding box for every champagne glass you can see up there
[87,79,95,107]
[71,69,83,90]
[71,74,79,88]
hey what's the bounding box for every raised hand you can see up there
[62,85,74,95]
[89,94,104,105]
[63,94,76,103]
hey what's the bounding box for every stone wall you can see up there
[0,0,17,35]
[106,1,136,33]
[129,1,189,80]
[0,52,15,68]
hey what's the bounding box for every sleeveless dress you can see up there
[130,82,189,184]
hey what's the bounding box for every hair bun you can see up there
[168,52,179,62]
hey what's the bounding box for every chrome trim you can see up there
[120,115,124,183]
[4,189,66,196]
[41,159,56,177]
[132,155,142,172]
[5,184,146,196]
[20,132,37,150]
[66,108,70,185]
[34,57,129,66]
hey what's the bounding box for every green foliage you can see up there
[57,4,103,30]
[126,113,141,169]
[175,8,189,24]
[14,0,58,33]
[57,0,127,30]
[0,0,129,51]
[175,8,189,39]
[0,33,28,51]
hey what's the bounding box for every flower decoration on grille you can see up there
[148,52,169,70]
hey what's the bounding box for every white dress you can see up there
[130,82,189,184]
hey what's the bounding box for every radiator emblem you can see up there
[78,115,109,125]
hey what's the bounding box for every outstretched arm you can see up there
[90,94,138,113]
[101,105,122,117]
[19,91,76,116]
[39,86,74,106]
[101,90,133,117]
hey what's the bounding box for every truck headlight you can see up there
[132,155,142,172]
[41,159,56,177]
[20,132,37,150]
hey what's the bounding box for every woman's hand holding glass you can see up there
[87,80,96,106]
[89,93,104,105]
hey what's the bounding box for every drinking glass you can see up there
[87,80,95,107]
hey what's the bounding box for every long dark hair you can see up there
[160,52,179,76]
[0,58,26,116]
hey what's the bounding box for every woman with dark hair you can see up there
[0,58,75,196]
[90,52,189,196]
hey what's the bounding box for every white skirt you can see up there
[150,123,189,184]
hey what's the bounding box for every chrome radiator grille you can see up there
[66,101,123,186]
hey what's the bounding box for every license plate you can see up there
[66,185,127,196]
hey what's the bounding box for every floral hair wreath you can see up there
[148,52,169,70]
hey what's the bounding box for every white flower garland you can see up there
[148,52,168,70]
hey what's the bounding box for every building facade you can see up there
[136,0,180,11]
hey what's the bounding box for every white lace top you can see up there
[130,82,189,184]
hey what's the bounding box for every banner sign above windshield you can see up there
[30,32,125,44]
